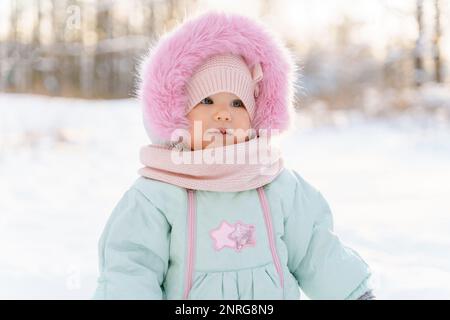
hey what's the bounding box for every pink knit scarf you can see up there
[137,137,284,192]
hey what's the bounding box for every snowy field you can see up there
[1,93,449,299]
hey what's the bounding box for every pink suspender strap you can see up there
[183,189,197,299]
[257,186,285,297]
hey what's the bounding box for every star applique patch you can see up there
[210,220,256,252]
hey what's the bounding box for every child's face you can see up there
[186,92,252,150]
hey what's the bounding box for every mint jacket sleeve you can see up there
[284,172,372,300]
[92,187,171,299]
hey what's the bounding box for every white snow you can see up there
[1,93,449,299]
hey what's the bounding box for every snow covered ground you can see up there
[1,93,449,299]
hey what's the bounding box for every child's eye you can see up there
[200,97,213,104]
[232,100,244,108]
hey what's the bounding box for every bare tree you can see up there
[433,0,442,83]
[414,0,425,87]
[80,1,96,98]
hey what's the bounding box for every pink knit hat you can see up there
[185,53,264,121]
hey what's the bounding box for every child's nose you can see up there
[214,109,232,122]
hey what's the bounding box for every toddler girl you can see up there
[93,11,374,300]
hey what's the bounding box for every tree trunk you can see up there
[433,0,442,83]
[414,0,425,87]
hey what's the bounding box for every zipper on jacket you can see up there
[257,187,285,298]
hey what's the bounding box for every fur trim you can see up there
[136,11,299,143]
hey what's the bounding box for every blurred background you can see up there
[0,0,449,299]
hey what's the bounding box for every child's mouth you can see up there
[209,128,232,136]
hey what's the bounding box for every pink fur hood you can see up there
[136,11,299,143]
